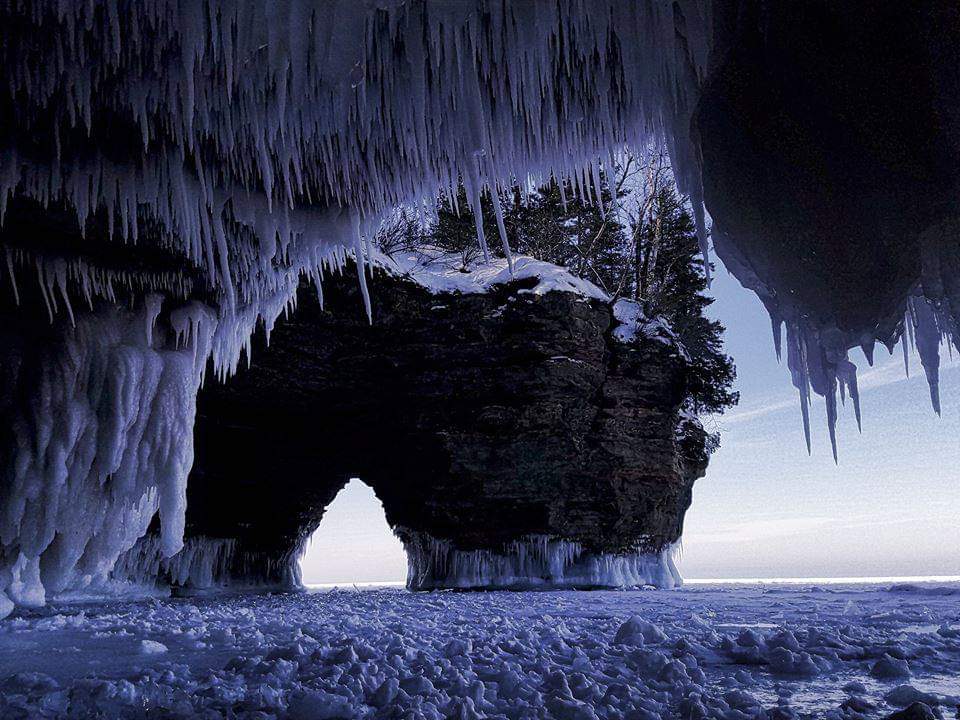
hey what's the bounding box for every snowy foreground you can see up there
[2,584,959,719]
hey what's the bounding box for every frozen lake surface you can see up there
[2,582,959,719]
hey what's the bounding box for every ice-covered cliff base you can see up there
[402,532,682,591]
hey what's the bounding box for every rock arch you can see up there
[111,265,708,593]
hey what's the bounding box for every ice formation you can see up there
[766,295,951,463]
[0,0,952,616]
[714,224,956,462]
[0,297,214,617]
[0,0,710,308]
[402,531,682,591]
[0,2,713,613]
[111,533,305,595]
[4,581,960,718]
[110,536,238,593]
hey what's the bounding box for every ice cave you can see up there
[1,1,959,718]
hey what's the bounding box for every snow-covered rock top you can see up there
[375,247,681,350]
[613,298,689,357]
[376,247,608,301]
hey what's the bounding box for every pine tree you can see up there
[402,166,738,418]
[506,177,631,296]
[638,183,738,415]
[428,187,490,269]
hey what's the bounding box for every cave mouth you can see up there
[298,478,407,587]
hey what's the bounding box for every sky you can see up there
[300,261,960,584]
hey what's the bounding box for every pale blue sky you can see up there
[683,265,960,579]
[300,261,960,584]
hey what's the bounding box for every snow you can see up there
[379,247,607,301]
[380,248,672,352]
[611,298,685,353]
[612,299,646,342]
[1,582,959,718]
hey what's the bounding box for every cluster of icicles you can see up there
[0,294,212,617]
[401,530,682,591]
[0,0,720,372]
[772,291,950,463]
[0,242,377,617]
[0,0,711,308]
[110,534,307,592]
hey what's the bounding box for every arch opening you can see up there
[298,478,407,587]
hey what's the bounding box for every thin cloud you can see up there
[717,351,959,426]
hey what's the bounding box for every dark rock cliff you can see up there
[162,264,709,591]
[695,0,960,351]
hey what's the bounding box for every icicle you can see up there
[591,161,605,218]
[838,358,862,433]
[825,377,839,464]
[353,227,372,323]
[144,294,163,347]
[35,262,55,322]
[490,187,514,274]
[860,336,875,366]
[770,310,783,362]
[909,295,943,415]
[464,163,492,263]
[786,325,812,454]
[5,248,20,305]
[901,331,910,377]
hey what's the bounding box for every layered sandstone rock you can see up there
[162,260,708,591]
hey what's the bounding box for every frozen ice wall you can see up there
[402,531,683,591]
[0,296,218,617]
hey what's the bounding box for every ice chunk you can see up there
[139,640,168,655]
[0,591,13,620]
[614,617,666,646]
[870,654,912,680]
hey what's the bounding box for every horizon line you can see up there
[304,574,960,589]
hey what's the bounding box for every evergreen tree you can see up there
[387,164,737,418]
[506,177,631,297]
[428,187,495,270]
[638,183,738,415]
